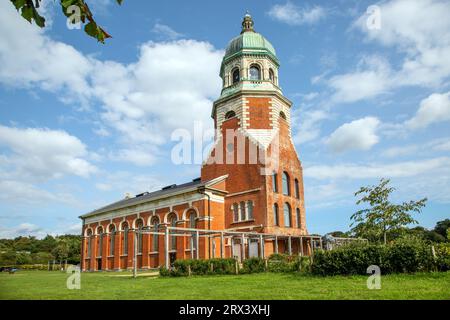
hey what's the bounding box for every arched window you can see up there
[168,213,177,250]
[232,68,240,84]
[269,68,275,83]
[122,222,129,255]
[282,171,290,196]
[280,111,287,120]
[232,203,239,222]
[295,179,300,199]
[296,208,301,228]
[188,210,197,228]
[86,229,93,257]
[109,224,116,256]
[240,201,246,221]
[272,172,278,193]
[284,203,292,227]
[150,216,159,252]
[97,226,104,257]
[136,219,144,254]
[249,65,261,80]
[273,203,279,226]
[247,201,254,220]
[225,110,236,119]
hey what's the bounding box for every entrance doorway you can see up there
[97,258,102,271]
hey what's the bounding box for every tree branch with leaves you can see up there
[10,0,123,43]
[350,178,427,244]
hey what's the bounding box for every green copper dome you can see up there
[222,13,278,64]
[224,32,277,60]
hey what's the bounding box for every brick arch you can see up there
[149,214,160,226]
[84,227,93,237]
[95,225,104,235]
[132,217,145,229]
[163,211,179,224]
[182,207,199,221]
[107,223,116,234]
[119,220,130,231]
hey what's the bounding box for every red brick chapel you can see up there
[80,13,313,272]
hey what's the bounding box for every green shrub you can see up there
[385,238,434,273]
[434,243,450,271]
[1,264,52,271]
[312,238,438,276]
[242,257,265,274]
[266,254,310,273]
[160,258,237,277]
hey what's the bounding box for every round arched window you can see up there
[225,111,236,119]
[249,65,261,80]
[269,69,275,83]
[232,69,240,84]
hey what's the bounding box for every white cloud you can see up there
[0,223,47,239]
[327,55,391,104]
[293,109,330,144]
[152,23,184,40]
[0,125,97,181]
[0,222,82,239]
[326,117,380,153]
[0,2,92,104]
[268,2,326,25]
[405,92,450,129]
[0,2,223,167]
[381,145,419,158]
[305,156,450,180]
[329,0,450,104]
[381,137,450,158]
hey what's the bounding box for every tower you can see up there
[201,13,307,239]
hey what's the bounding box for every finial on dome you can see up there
[241,11,255,34]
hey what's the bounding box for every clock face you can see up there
[249,66,260,80]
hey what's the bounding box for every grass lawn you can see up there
[0,270,449,300]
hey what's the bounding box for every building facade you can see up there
[80,14,311,272]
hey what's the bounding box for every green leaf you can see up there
[21,6,33,23]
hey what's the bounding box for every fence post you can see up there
[259,234,264,259]
[195,231,200,260]
[220,232,224,258]
[164,227,169,269]
[274,236,278,254]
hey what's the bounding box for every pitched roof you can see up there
[79,175,228,219]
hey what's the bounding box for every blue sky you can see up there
[0,0,449,238]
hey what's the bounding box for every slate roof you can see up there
[79,175,228,219]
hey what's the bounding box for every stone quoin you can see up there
[79,13,312,272]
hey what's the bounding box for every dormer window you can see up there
[232,68,240,84]
[249,65,261,80]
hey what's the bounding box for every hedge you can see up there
[160,255,311,277]
[0,264,67,271]
[311,239,449,276]
[435,243,450,271]
[160,258,237,277]
[160,240,450,277]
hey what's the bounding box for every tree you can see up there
[350,178,427,244]
[9,0,123,43]
[434,219,450,239]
